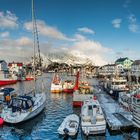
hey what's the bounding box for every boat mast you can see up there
[32,0,41,70]
[32,0,36,94]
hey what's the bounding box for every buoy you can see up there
[0,118,4,127]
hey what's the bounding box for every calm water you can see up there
[0,73,137,140]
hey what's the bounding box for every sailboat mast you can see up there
[32,0,36,93]
[32,0,41,69]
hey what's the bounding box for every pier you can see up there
[95,86,134,132]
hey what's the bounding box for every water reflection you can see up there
[0,73,137,140]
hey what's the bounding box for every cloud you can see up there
[69,36,113,65]
[128,24,139,33]
[0,11,18,29]
[111,18,122,28]
[123,0,131,8]
[128,14,139,33]
[24,20,72,41]
[0,31,10,38]
[77,27,95,34]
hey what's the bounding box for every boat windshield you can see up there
[69,120,77,128]
[112,82,126,85]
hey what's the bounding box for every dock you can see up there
[95,86,133,132]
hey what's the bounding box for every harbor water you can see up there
[0,73,137,140]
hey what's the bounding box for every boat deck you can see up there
[95,85,133,132]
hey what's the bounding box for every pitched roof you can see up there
[104,64,116,67]
[0,60,6,63]
[132,60,140,65]
[115,57,128,63]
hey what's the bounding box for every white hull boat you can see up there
[58,114,79,136]
[51,73,62,93]
[1,93,46,124]
[51,83,62,93]
[81,99,106,136]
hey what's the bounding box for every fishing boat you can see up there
[0,79,17,86]
[57,114,79,136]
[73,72,94,107]
[1,0,46,124]
[51,73,62,93]
[131,93,140,128]
[62,80,74,93]
[25,75,34,81]
[81,99,106,136]
[104,76,128,100]
[118,88,139,110]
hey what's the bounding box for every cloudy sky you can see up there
[0,0,140,65]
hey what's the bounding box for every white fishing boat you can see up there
[131,93,140,128]
[104,77,128,100]
[51,73,62,93]
[57,114,79,136]
[81,99,106,136]
[1,0,46,124]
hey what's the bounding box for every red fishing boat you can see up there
[25,75,34,81]
[0,79,17,86]
[72,72,94,107]
[62,80,74,93]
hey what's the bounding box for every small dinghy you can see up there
[57,114,79,136]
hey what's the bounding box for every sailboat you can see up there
[1,0,46,124]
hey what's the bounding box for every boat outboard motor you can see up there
[63,128,69,135]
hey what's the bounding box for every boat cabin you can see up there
[8,96,34,112]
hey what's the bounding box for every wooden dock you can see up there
[95,86,133,132]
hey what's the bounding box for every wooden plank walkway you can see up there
[94,86,133,132]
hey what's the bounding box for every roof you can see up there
[132,60,140,65]
[103,64,116,67]
[115,57,133,63]
[115,57,128,63]
[0,60,6,64]
[8,62,23,67]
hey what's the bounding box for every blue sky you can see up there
[0,0,140,65]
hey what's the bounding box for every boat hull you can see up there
[73,101,83,107]
[63,88,73,93]
[0,80,17,86]
[58,114,79,136]
[51,83,62,93]
[25,77,34,81]
[82,125,106,135]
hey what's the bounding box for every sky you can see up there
[0,0,140,66]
